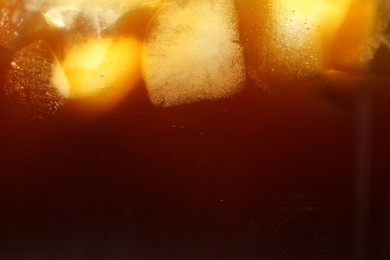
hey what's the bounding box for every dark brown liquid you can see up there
[2,67,390,259]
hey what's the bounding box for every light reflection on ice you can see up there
[23,0,165,30]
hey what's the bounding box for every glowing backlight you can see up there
[328,0,390,72]
[61,37,141,115]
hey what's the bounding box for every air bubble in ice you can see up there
[3,40,69,120]
[142,0,246,107]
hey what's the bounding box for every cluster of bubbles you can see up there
[0,0,389,120]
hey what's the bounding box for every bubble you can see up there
[142,0,246,107]
[3,40,69,120]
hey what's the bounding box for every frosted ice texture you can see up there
[4,40,69,120]
[142,0,246,107]
[238,0,324,92]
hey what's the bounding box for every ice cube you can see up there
[142,0,246,107]
[236,0,351,91]
[328,0,390,73]
[3,40,69,120]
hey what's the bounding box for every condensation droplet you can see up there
[10,61,19,69]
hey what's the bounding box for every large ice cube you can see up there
[3,40,69,120]
[142,0,246,107]
[236,0,352,91]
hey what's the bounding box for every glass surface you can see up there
[1,0,390,259]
